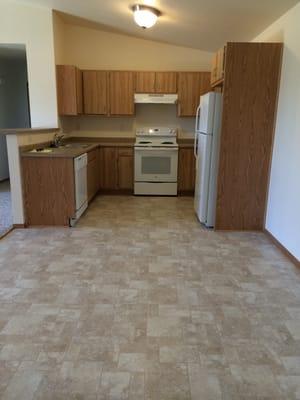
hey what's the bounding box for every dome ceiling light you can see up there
[131,4,161,29]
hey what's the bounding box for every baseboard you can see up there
[264,228,300,268]
[13,224,25,228]
[0,226,14,240]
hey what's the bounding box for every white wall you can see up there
[0,0,58,128]
[253,3,300,261]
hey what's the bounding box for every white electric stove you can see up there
[134,127,178,195]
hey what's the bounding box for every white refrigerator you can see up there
[194,92,222,227]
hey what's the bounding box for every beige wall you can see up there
[62,23,212,71]
[0,1,58,128]
[253,3,300,261]
[52,12,65,65]
[60,22,212,138]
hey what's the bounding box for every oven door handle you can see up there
[134,147,178,151]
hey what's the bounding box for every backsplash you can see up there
[60,104,194,139]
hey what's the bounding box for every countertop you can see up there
[21,136,193,158]
[21,137,135,159]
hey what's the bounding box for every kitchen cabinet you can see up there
[99,146,134,192]
[215,42,283,230]
[87,148,100,201]
[56,65,83,116]
[22,157,75,226]
[83,70,108,115]
[177,72,211,116]
[99,147,118,190]
[135,71,177,93]
[118,148,134,190]
[135,72,156,93]
[109,71,135,115]
[211,46,226,86]
[155,72,177,93]
[178,147,195,194]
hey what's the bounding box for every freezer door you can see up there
[199,92,216,134]
[194,133,213,223]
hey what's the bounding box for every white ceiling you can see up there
[15,0,299,50]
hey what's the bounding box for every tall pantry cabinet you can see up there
[212,42,283,231]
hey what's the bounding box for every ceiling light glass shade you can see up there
[132,5,160,29]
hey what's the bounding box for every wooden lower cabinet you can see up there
[178,147,195,194]
[99,146,133,192]
[22,157,75,226]
[87,149,100,201]
[118,148,134,190]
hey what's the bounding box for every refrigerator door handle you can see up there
[194,131,198,159]
[195,104,201,132]
[194,104,201,159]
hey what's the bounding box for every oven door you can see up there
[135,147,178,182]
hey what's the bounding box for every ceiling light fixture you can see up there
[131,4,161,29]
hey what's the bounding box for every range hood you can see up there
[134,93,178,104]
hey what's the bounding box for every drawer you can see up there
[118,147,133,157]
[88,148,98,162]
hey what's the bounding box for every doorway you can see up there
[0,44,31,237]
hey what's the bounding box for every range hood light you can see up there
[132,4,161,29]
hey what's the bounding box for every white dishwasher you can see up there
[70,153,88,226]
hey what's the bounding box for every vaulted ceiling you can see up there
[15,0,298,50]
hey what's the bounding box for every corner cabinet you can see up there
[56,65,83,116]
[177,72,211,116]
[109,72,135,116]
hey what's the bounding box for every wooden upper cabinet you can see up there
[109,71,135,115]
[83,70,108,115]
[135,71,177,93]
[155,72,177,93]
[56,65,83,116]
[211,46,226,86]
[135,72,155,93]
[177,72,211,116]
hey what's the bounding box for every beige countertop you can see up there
[21,137,135,159]
[21,136,193,158]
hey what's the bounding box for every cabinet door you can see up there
[83,71,107,115]
[135,72,155,93]
[76,68,83,114]
[99,147,118,190]
[109,71,135,115]
[118,148,133,190]
[56,65,82,116]
[87,149,99,201]
[177,72,211,117]
[155,72,177,93]
[178,148,195,193]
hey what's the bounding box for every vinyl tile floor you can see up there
[0,180,12,238]
[0,195,300,399]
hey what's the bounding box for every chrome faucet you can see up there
[53,133,65,147]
